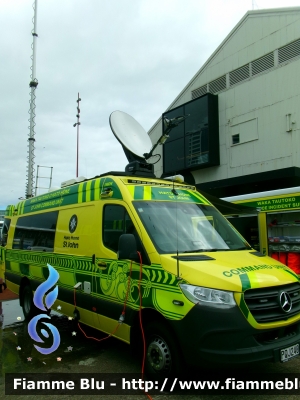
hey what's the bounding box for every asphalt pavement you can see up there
[1,295,300,400]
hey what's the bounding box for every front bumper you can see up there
[169,302,300,366]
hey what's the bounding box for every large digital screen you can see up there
[162,93,219,175]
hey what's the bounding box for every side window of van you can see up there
[103,205,150,265]
[13,211,58,252]
[1,218,11,246]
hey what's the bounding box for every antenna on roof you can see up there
[26,0,39,199]
[143,114,189,160]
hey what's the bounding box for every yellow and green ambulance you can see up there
[3,173,300,373]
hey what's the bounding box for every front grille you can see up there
[254,323,298,345]
[244,283,300,323]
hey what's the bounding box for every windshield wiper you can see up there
[184,248,218,253]
[183,247,249,253]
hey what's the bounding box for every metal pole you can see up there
[35,164,39,196]
[73,93,81,177]
[26,0,38,198]
[76,94,79,177]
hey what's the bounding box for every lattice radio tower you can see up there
[26,0,38,198]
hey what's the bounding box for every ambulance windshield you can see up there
[133,201,251,254]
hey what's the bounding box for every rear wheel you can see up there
[22,285,39,320]
[145,321,183,376]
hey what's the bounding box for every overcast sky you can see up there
[1,0,300,209]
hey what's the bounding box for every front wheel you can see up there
[145,321,183,376]
[21,285,39,320]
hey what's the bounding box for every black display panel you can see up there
[162,93,219,175]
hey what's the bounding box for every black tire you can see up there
[22,285,39,320]
[144,321,183,376]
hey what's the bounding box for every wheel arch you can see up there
[130,307,179,348]
[130,307,186,375]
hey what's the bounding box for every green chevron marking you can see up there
[157,271,162,282]
[163,272,169,283]
[151,270,156,281]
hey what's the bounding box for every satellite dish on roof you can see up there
[109,109,189,176]
[109,110,153,162]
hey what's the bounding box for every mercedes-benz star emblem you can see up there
[279,291,292,313]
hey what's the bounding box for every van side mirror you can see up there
[118,234,139,261]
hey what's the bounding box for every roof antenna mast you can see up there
[26,0,38,198]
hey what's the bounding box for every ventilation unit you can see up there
[208,75,226,94]
[191,84,207,99]
[278,38,300,64]
[229,64,250,86]
[251,52,274,75]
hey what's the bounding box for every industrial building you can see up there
[148,7,300,199]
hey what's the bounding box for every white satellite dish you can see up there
[109,111,153,160]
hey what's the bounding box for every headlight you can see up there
[180,284,236,307]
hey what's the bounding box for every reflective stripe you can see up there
[94,178,100,201]
[144,186,151,200]
[78,182,83,203]
[134,186,144,200]
[85,180,92,202]
[239,273,251,291]
[239,295,249,319]
[127,185,135,198]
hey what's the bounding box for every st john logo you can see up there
[69,214,78,233]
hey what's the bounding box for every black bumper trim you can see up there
[169,303,300,365]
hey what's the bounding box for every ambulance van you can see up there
[3,173,300,374]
